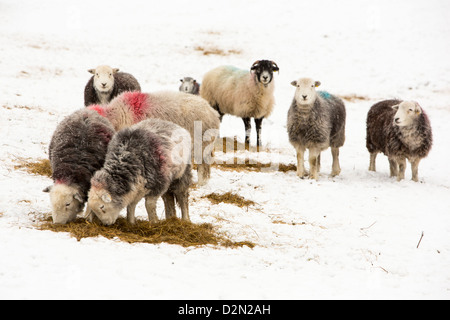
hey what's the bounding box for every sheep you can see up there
[43,109,116,224]
[87,91,220,186]
[366,99,433,182]
[84,65,141,106]
[287,78,346,180]
[179,77,200,95]
[85,118,192,225]
[200,60,279,151]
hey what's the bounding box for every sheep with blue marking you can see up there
[366,99,432,181]
[287,78,346,180]
[84,65,141,106]
[200,60,279,151]
[86,118,192,225]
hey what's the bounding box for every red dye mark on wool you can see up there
[123,91,149,123]
[88,104,107,117]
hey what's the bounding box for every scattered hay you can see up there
[194,45,242,56]
[212,159,296,173]
[203,192,256,208]
[39,217,255,248]
[339,94,370,102]
[14,158,52,177]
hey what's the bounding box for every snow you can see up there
[1,0,450,299]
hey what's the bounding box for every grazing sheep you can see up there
[43,109,115,224]
[84,65,141,106]
[287,78,346,180]
[200,60,279,151]
[86,119,192,225]
[87,91,220,185]
[179,77,200,95]
[366,99,432,182]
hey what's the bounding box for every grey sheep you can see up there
[179,77,200,95]
[287,78,346,180]
[200,60,279,151]
[87,90,220,186]
[43,109,116,224]
[84,65,141,106]
[86,118,192,225]
[366,99,433,182]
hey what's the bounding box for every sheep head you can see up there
[250,60,279,86]
[392,101,422,127]
[291,78,321,106]
[43,183,84,224]
[88,65,119,93]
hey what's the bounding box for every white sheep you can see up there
[287,78,346,180]
[84,65,141,106]
[87,91,220,186]
[200,60,279,151]
[179,77,200,95]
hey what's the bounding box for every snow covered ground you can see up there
[1,0,449,299]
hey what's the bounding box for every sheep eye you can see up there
[96,73,99,77]
[65,203,71,207]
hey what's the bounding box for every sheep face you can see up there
[88,65,119,93]
[86,188,121,226]
[291,78,321,106]
[393,101,422,127]
[45,183,84,224]
[251,60,279,86]
[179,77,196,93]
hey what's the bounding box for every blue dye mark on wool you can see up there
[318,91,332,100]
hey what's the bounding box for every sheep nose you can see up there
[395,118,400,124]
[101,83,107,87]
[302,95,307,100]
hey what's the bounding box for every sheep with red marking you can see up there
[43,109,115,224]
[88,91,220,186]
[86,119,192,225]
[366,99,433,181]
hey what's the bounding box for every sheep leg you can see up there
[213,104,224,121]
[162,192,176,219]
[242,117,251,151]
[295,146,307,178]
[197,163,210,186]
[397,157,407,181]
[331,147,341,176]
[410,158,421,182]
[369,152,378,171]
[145,196,159,223]
[388,157,398,178]
[174,189,190,221]
[126,200,139,225]
[308,148,321,180]
[255,117,264,152]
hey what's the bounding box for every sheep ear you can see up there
[113,68,119,74]
[43,185,52,193]
[414,102,422,115]
[291,81,298,87]
[74,192,83,203]
[251,61,260,70]
[271,61,279,72]
[88,69,96,74]
[314,81,321,87]
[392,104,399,110]
[102,193,112,203]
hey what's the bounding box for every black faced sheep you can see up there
[87,91,220,186]
[200,60,279,151]
[366,99,433,182]
[287,78,346,180]
[84,65,141,106]
[86,119,192,225]
[43,109,116,224]
[179,77,200,95]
